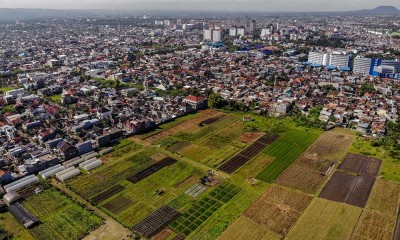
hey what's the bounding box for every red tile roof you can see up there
[184,96,204,102]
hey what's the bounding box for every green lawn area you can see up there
[256,128,320,182]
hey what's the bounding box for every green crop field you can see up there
[170,182,241,236]
[102,161,204,227]
[21,189,103,240]
[68,147,156,198]
[256,129,320,182]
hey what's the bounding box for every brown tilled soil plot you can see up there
[320,171,376,208]
[152,229,173,240]
[144,110,223,143]
[244,185,312,236]
[276,132,354,194]
[339,153,382,176]
[238,131,265,144]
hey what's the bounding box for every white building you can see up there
[308,51,350,68]
[354,57,374,75]
[329,54,351,68]
[212,29,223,42]
[229,27,237,36]
[203,29,212,41]
[260,28,271,39]
[203,29,223,42]
[237,27,245,36]
[308,52,329,66]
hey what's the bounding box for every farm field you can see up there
[142,110,224,143]
[351,178,400,240]
[97,160,204,227]
[319,171,376,208]
[338,153,382,177]
[352,210,397,240]
[169,182,241,237]
[256,128,320,182]
[2,189,103,240]
[68,147,158,199]
[134,111,202,140]
[218,133,279,174]
[285,198,362,240]
[168,115,246,168]
[348,135,400,182]
[243,185,313,238]
[39,111,400,240]
[218,216,281,240]
[187,183,265,240]
[366,179,400,216]
[276,131,354,194]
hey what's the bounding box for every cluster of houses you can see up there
[0,15,400,202]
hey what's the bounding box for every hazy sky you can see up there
[0,0,399,11]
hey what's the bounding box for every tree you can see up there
[208,93,224,109]
[358,84,375,95]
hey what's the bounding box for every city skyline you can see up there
[0,0,399,12]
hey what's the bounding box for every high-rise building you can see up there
[308,52,329,66]
[203,28,223,42]
[308,51,351,68]
[237,26,246,36]
[329,54,351,68]
[353,57,381,75]
[203,29,212,41]
[229,27,237,36]
[212,29,223,42]
[249,20,257,34]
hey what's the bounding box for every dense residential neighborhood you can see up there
[1,6,400,240]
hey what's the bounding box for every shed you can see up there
[3,191,22,206]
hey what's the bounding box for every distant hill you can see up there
[371,6,400,14]
[353,6,400,15]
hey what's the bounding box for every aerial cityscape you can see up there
[0,1,400,240]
